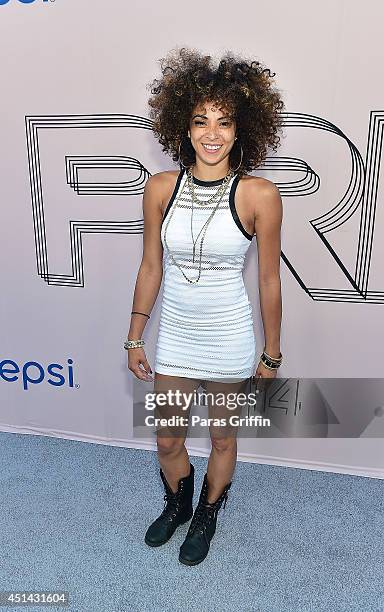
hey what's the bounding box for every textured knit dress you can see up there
[154,168,257,383]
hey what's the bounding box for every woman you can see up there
[125,47,284,566]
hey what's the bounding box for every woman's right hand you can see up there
[127,347,154,382]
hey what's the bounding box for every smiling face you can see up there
[188,100,237,173]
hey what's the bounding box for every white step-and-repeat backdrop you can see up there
[1,0,383,478]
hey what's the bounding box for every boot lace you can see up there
[188,491,229,535]
[160,488,183,522]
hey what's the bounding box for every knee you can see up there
[210,435,237,453]
[157,436,185,456]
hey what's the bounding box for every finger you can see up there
[134,368,152,381]
[141,359,153,374]
[137,364,153,381]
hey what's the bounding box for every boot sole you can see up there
[144,514,193,548]
[178,551,209,566]
[145,536,169,548]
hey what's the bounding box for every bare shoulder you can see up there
[239,175,279,197]
[145,170,178,191]
[238,175,282,221]
[145,170,179,204]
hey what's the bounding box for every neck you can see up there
[191,160,231,182]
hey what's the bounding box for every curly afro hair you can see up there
[147,46,285,177]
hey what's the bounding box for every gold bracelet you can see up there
[124,339,145,350]
[260,351,282,370]
[260,360,279,370]
[263,349,282,362]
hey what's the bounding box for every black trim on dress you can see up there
[161,169,186,226]
[192,175,226,186]
[229,175,254,241]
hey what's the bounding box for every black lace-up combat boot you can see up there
[144,463,194,547]
[178,472,231,565]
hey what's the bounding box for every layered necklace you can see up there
[163,166,234,284]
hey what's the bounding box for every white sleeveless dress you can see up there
[154,168,257,382]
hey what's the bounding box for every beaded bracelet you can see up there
[124,339,145,350]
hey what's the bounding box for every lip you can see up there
[201,143,222,154]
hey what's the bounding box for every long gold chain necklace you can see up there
[186,166,230,206]
[163,167,234,284]
[187,167,234,264]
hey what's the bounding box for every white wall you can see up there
[0,0,383,478]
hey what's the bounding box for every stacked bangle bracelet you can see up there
[260,349,283,370]
[124,311,150,350]
[124,339,145,350]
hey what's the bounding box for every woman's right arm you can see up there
[126,173,165,380]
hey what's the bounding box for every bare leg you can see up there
[206,437,237,503]
[204,378,248,502]
[153,372,202,493]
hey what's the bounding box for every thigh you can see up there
[203,378,249,439]
[153,372,202,439]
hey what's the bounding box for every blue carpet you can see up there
[0,432,382,612]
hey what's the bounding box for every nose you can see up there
[206,124,220,139]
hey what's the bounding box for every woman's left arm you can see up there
[251,179,283,376]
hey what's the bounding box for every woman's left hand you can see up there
[255,360,278,379]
